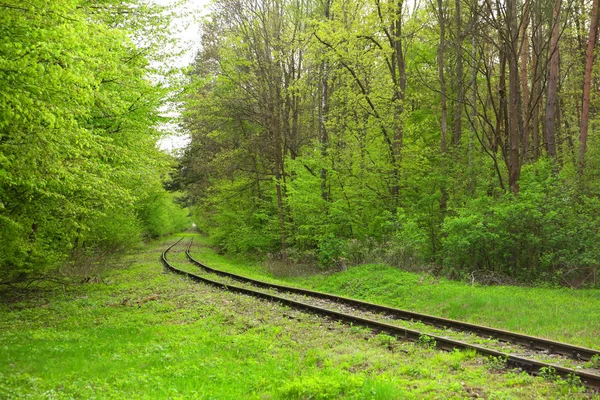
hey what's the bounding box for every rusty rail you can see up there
[184,239,600,362]
[161,238,600,390]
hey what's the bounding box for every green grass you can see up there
[0,235,595,399]
[292,265,600,349]
[187,234,600,350]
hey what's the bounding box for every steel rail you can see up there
[162,239,600,390]
[183,239,600,363]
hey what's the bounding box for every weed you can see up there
[485,355,508,371]
[449,360,464,372]
[564,373,586,391]
[349,324,370,336]
[505,370,534,386]
[417,334,436,349]
[539,366,558,381]
[277,375,364,399]
[402,365,430,379]
[553,372,588,396]
[372,333,397,349]
[586,354,600,369]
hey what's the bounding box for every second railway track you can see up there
[163,237,600,391]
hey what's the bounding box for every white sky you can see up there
[155,0,419,153]
[155,0,211,153]
[157,0,211,66]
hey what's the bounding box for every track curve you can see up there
[183,239,600,362]
[162,237,600,391]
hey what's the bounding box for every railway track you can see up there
[162,237,600,390]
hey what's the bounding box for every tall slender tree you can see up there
[579,0,600,173]
[544,0,562,160]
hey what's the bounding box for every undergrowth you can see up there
[0,235,593,398]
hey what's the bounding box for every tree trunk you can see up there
[272,91,287,260]
[391,0,405,209]
[507,0,522,194]
[437,0,448,210]
[530,0,543,160]
[520,0,530,160]
[453,0,463,145]
[320,0,331,201]
[497,47,507,158]
[579,0,599,173]
[544,0,561,160]
[468,1,477,194]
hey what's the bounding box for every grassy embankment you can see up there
[186,233,600,350]
[0,234,594,398]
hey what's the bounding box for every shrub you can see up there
[441,159,600,284]
[383,209,429,268]
[137,191,190,238]
[85,208,143,253]
[317,234,348,268]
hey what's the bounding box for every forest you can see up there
[180,0,600,286]
[3,0,600,397]
[0,0,189,287]
[3,0,600,287]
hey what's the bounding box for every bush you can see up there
[85,208,143,253]
[137,191,190,238]
[316,234,348,268]
[441,159,600,283]
[209,206,281,255]
[383,209,429,268]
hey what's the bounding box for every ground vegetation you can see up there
[0,235,593,399]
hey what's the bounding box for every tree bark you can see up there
[507,0,523,194]
[453,0,463,145]
[497,46,507,158]
[579,0,599,173]
[544,0,561,160]
[438,0,448,210]
[519,0,530,160]
[468,1,477,194]
[530,0,543,160]
[319,0,331,200]
[391,0,406,208]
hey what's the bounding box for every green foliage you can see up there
[539,366,558,381]
[137,192,190,238]
[586,355,600,369]
[565,373,585,389]
[442,159,600,281]
[372,333,397,348]
[383,209,430,268]
[199,180,282,255]
[0,0,188,284]
[484,356,508,372]
[417,334,437,349]
[537,368,587,396]
[317,234,348,268]
[277,375,363,399]
[86,208,143,253]
[180,0,600,286]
